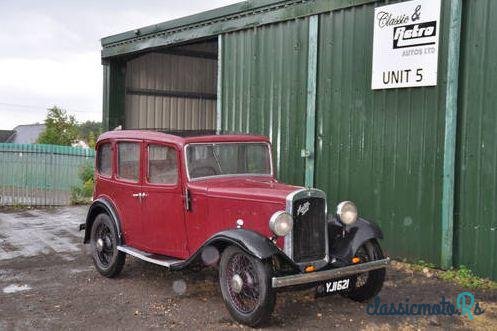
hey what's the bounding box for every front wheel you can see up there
[219,246,276,327]
[90,213,126,278]
[345,240,386,301]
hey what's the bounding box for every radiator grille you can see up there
[292,197,326,263]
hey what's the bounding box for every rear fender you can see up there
[83,198,123,244]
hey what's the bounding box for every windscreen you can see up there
[186,143,271,179]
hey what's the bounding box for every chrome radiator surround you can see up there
[284,188,329,271]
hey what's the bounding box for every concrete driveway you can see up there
[0,206,496,330]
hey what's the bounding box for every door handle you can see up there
[132,192,148,201]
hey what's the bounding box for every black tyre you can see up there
[90,213,125,278]
[219,246,276,327]
[345,240,385,301]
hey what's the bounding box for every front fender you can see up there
[203,229,279,260]
[173,229,299,272]
[328,217,383,265]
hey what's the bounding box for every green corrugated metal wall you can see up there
[455,0,497,280]
[314,3,449,263]
[221,18,310,186]
[221,2,450,264]
[0,144,95,206]
[103,60,126,131]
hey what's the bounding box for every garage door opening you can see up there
[124,39,218,131]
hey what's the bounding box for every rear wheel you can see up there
[90,213,125,278]
[219,246,276,327]
[345,240,385,301]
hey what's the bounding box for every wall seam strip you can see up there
[305,15,319,188]
[216,34,223,131]
[441,0,463,269]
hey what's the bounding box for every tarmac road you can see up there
[0,206,496,330]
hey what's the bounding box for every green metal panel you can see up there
[455,0,497,280]
[221,18,310,186]
[0,144,94,206]
[103,60,126,131]
[314,2,451,264]
[102,63,110,131]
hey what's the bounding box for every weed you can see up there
[411,259,437,272]
[71,162,94,205]
[408,260,497,290]
[439,265,497,290]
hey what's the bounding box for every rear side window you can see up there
[117,142,140,182]
[148,145,178,184]
[96,143,112,177]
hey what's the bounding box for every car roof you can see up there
[97,130,270,148]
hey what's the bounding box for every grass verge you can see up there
[410,260,497,290]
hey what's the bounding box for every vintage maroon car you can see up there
[81,130,389,326]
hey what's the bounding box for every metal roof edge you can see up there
[101,0,293,46]
[101,0,378,59]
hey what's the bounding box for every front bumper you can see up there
[271,257,390,288]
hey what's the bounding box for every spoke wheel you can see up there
[219,246,275,327]
[345,240,385,302]
[94,222,114,267]
[90,213,125,278]
[226,253,260,314]
[354,245,370,288]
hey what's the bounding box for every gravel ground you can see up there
[0,206,496,330]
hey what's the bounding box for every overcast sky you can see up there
[0,0,239,130]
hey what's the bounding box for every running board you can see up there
[117,245,185,268]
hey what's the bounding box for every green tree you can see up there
[77,120,103,146]
[37,106,78,146]
[87,131,96,148]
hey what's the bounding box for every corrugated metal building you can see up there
[100,0,497,280]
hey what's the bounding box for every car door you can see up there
[112,140,146,250]
[141,142,188,259]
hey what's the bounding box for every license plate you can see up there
[315,278,351,297]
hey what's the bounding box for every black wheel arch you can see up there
[328,216,384,265]
[204,229,279,260]
[172,229,298,272]
[83,198,123,245]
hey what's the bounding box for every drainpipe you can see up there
[441,0,463,270]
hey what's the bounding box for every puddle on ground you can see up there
[2,284,31,294]
[0,207,86,260]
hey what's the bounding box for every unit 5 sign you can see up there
[371,0,441,90]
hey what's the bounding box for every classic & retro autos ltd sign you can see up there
[371,0,441,89]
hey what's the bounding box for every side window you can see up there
[96,143,112,177]
[148,145,178,185]
[117,142,140,182]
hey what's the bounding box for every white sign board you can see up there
[371,0,441,90]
